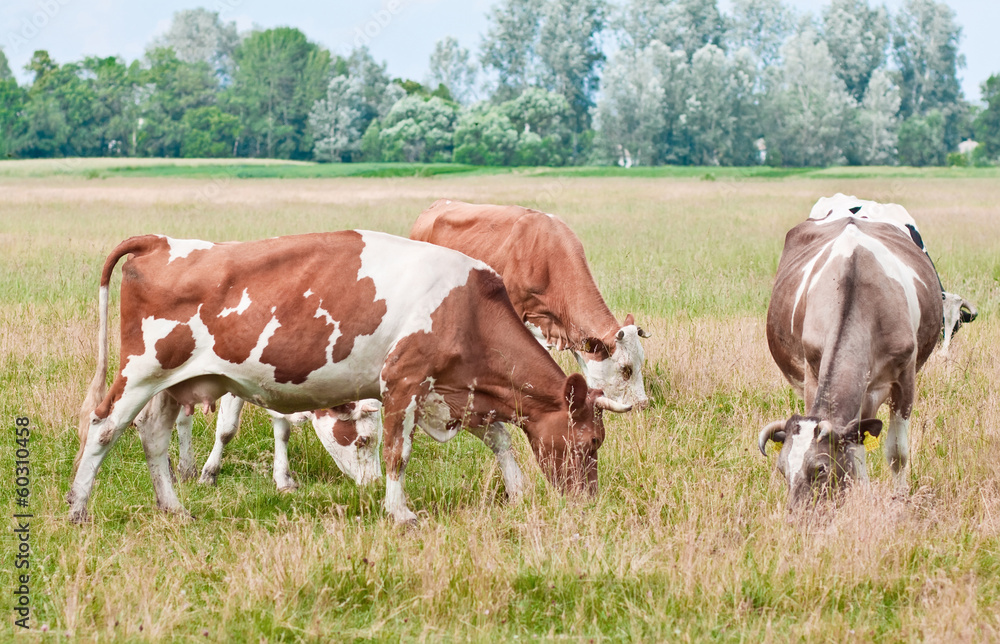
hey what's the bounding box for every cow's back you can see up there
[767,218,943,388]
[411,200,605,328]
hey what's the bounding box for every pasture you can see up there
[1,165,998,641]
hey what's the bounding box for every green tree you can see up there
[379,96,458,162]
[428,37,477,104]
[0,51,27,159]
[849,69,901,165]
[500,88,574,165]
[226,27,331,159]
[973,75,1000,161]
[897,109,946,165]
[0,47,12,80]
[726,0,794,69]
[452,105,518,165]
[593,44,665,166]
[137,48,218,157]
[618,0,725,59]
[180,106,239,157]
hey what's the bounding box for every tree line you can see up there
[1,0,998,167]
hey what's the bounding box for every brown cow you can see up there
[411,199,650,408]
[759,198,943,509]
[69,231,630,524]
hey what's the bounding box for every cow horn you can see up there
[961,299,978,324]
[595,397,631,413]
[758,420,786,456]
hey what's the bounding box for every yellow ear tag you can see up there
[863,431,880,453]
[771,441,783,453]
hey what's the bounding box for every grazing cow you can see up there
[70,231,630,524]
[156,393,382,489]
[410,199,650,408]
[758,197,944,509]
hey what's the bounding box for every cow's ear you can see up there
[564,373,589,418]
[839,418,883,444]
[623,313,635,326]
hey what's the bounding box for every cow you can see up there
[410,199,650,408]
[154,393,382,489]
[758,195,944,509]
[69,231,631,524]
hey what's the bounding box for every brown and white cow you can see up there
[758,196,944,509]
[159,393,383,489]
[70,231,630,524]
[410,199,650,408]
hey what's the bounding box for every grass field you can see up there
[1,163,999,641]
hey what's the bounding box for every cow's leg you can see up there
[136,392,188,516]
[467,422,525,503]
[198,394,244,485]
[381,394,419,524]
[885,371,915,494]
[175,407,198,482]
[271,415,298,491]
[69,383,160,523]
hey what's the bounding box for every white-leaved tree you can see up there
[821,0,890,102]
[764,29,855,167]
[892,0,964,118]
[480,0,542,101]
[617,0,725,59]
[150,8,239,79]
[726,0,794,70]
[593,44,665,166]
[851,69,901,165]
[535,0,608,131]
[427,37,477,104]
[308,76,366,162]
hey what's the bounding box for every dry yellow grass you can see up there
[1,173,998,641]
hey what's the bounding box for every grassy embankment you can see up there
[1,163,998,641]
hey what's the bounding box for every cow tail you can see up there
[74,235,162,472]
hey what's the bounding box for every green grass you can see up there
[3,157,999,180]
[1,173,998,641]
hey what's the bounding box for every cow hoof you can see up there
[389,508,418,526]
[276,484,298,494]
[198,471,218,486]
[178,466,199,483]
[68,508,89,524]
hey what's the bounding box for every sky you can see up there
[1,0,996,103]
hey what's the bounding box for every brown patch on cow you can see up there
[200,286,270,365]
[314,405,360,446]
[155,324,195,370]
[334,423,359,447]
[259,232,387,383]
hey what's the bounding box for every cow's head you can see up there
[758,414,883,510]
[578,314,650,409]
[530,372,631,496]
[310,400,383,486]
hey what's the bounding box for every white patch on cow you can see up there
[790,240,834,334]
[579,325,648,407]
[445,200,451,205]
[165,237,214,263]
[314,303,342,365]
[823,224,925,331]
[402,396,417,463]
[384,473,414,522]
[120,316,181,382]
[303,289,313,298]
[786,420,817,484]
[217,288,252,318]
[809,194,917,237]
[248,315,282,363]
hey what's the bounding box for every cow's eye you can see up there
[621,365,633,380]
[813,463,828,479]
